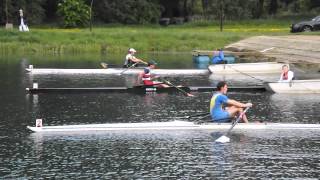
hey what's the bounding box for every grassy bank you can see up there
[0,19,318,55]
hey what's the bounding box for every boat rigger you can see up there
[27,120,320,132]
[25,84,266,94]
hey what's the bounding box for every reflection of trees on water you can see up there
[26,94,40,124]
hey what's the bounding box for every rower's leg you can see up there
[161,84,170,88]
[227,106,249,123]
[241,113,249,123]
[153,82,170,88]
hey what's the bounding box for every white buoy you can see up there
[33,83,38,89]
[28,65,33,69]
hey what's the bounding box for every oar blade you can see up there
[163,80,194,97]
[187,93,194,97]
[215,135,230,143]
[100,62,108,69]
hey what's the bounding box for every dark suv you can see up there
[291,16,320,32]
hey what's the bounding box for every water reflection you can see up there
[269,94,320,123]
[25,129,320,179]
[1,55,320,179]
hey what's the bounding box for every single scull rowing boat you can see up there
[26,84,266,94]
[27,120,320,132]
[26,65,208,75]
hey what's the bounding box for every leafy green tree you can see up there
[57,0,90,27]
[1,0,320,26]
[26,0,45,24]
[95,0,162,24]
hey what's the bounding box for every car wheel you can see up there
[302,26,312,32]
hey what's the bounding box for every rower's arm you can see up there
[132,57,147,64]
[227,99,252,108]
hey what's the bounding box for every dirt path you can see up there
[226,35,320,64]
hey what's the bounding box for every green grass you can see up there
[0,19,319,55]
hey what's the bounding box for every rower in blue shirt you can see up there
[210,81,252,123]
[212,48,227,64]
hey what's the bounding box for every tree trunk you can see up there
[202,0,208,19]
[220,0,223,32]
[256,0,264,18]
[268,0,278,15]
[190,0,196,17]
[183,0,188,17]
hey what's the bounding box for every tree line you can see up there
[1,0,319,27]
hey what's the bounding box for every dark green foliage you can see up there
[57,0,90,27]
[0,0,320,26]
[0,0,45,24]
[94,0,162,24]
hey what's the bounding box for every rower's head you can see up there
[216,81,228,94]
[282,65,289,73]
[144,68,150,74]
[147,60,157,69]
[128,48,136,54]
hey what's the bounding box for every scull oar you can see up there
[100,62,119,69]
[118,62,139,75]
[161,79,194,97]
[215,106,250,143]
[119,61,148,75]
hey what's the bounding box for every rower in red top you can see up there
[279,65,294,82]
[140,60,169,88]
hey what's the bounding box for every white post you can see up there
[33,83,38,89]
[19,9,29,32]
[36,119,42,127]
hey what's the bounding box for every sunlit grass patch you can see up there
[0,19,301,55]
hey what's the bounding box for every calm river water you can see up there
[0,54,319,179]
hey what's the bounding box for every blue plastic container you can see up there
[193,55,210,64]
[224,55,236,64]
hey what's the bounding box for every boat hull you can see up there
[266,79,320,93]
[26,67,208,75]
[208,62,288,74]
[25,85,266,94]
[27,120,320,132]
